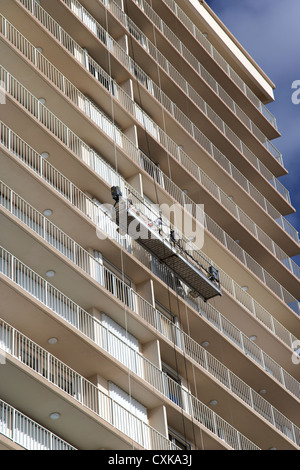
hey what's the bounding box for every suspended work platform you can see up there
[111,187,222,302]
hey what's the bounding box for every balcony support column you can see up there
[115,34,129,55]
[118,78,134,100]
[123,123,139,147]
[126,172,143,196]
[136,279,155,306]
[87,307,102,347]
[142,339,161,370]
[148,405,168,440]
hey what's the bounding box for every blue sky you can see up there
[205,0,300,265]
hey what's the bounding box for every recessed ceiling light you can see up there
[49,412,60,420]
[48,337,58,345]
[258,389,267,395]
[182,189,188,195]
[201,341,210,347]
[268,447,277,450]
[242,286,248,291]
[43,209,53,216]
[235,240,240,244]
[38,97,46,104]
[41,152,49,159]
[209,400,218,406]
[36,47,43,53]
[249,335,257,341]
[46,270,55,278]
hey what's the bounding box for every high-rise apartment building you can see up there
[0,0,299,452]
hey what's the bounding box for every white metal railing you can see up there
[1,103,299,343]
[0,181,300,438]
[101,0,282,164]
[0,399,76,450]
[138,0,277,130]
[0,227,299,447]
[6,4,299,264]
[1,19,299,304]
[0,317,181,451]
[0,311,259,450]
[1,0,298,444]
[126,0,289,199]
[1,128,299,404]
[0,248,273,450]
[1,128,298,396]
[64,0,292,215]
[19,0,300,253]
[14,0,295,226]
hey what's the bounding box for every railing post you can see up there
[240,331,245,354]
[212,412,218,438]
[43,215,46,243]
[11,254,14,282]
[291,424,297,446]
[12,407,15,444]
[45,279,48,309]
[280,367,286,389]
[237,431,242,450]
[270,405,276,428]
[248,387,254,410]
[227,370,232,391]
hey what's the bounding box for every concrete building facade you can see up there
[0,0,299,451]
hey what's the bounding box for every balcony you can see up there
[127,0,279,136]
[0,399,76,450]
[0,111,299,362]
[77,0,282,178]
[35,0,292,211]
[1,51,299,321]
[0,132,298,382]
[0,178,300,414]
[4,1,296,252]
[3,0,295,218]
[0,318,185,450]
[1,3,297,253]
[0,235,299,448]
[1,137,299,404]
[87,0,284,170]
[0,23,299,301]
[0,0,299,452]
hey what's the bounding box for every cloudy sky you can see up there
[205,0,300,265]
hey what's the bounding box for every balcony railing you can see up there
[0,317,181,450]
[15,0,294,218]
[0,177,300,422]
[136,0,278,130]
[70,0,290,207]
[2,43,300,314]
[0,104,299,346]
[99,0,282,163]
[5,5,299,263]
[0,214,299,448]
[1,21,299,307]
[9,1,299,253]
[0,229,298,448]
[0,302,258,451]
[0,399,76,450]
[0,144,299,404]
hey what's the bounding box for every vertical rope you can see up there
[123,0,200,449]
[103,2,135,450]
